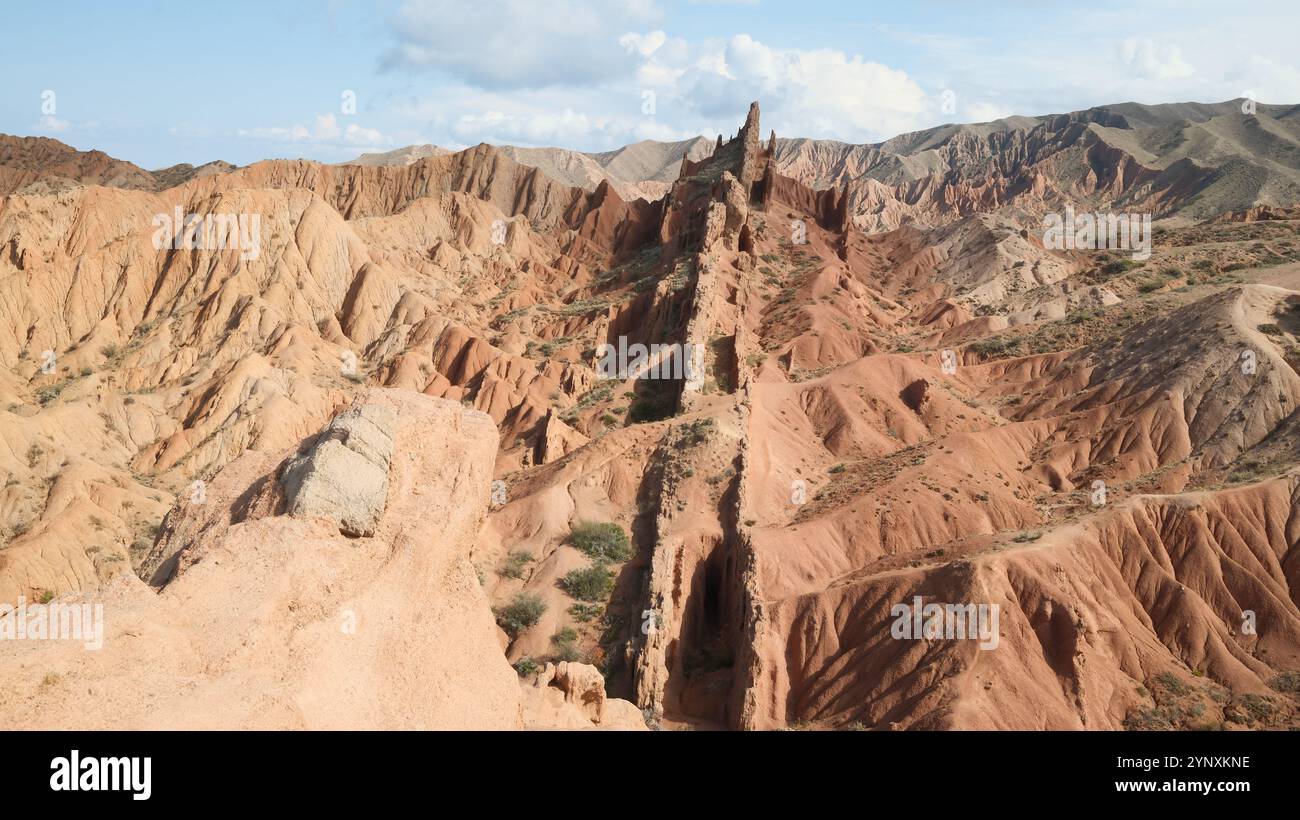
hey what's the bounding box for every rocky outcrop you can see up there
[282,403,396,537]
[522,661,647,730]
[0,389,528,729]
[0,387,647,730]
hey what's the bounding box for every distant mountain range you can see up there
[6,99,1299,229]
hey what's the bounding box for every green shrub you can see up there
[550,627,583,662]
[37,382,66,405]
[628,390,677,423]
[494,592,546,637]
[512,656,540,677]
[499,549,534,579]
[969,336,1022,358]
[1230,693,1276,724]
[1100,258,1140,276]
[568,521,631,562]
[678,418,714,446]
[568,602,604,622]
[561,566,614,601]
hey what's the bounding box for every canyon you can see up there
[2,99,1300,730]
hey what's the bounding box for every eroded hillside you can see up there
[3,101,1300,730]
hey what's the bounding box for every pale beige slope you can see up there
[0,389,643,730]
[339,144,449,166]
[496,136,713,203]
[0,143,613,603]
[0,389,514,728]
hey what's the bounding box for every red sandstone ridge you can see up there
[3,100,1300,731]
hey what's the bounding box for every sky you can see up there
[2,0,1299,169]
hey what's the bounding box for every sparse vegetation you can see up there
[678,418,714,446]
[1155,672,1191,696]
[628,381,678,423]
[1100,258,1141,276]
[37,382,67,405]
[1269,671,1300,695]
[494,592,546,637]
[512,656,540,677]
[550,627,582,662]
[499,549,534,580]
[568,602,604,622]
[568,520,631,562]
[560,565,614,601]
[969,336,1022,359]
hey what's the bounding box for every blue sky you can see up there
[3,0,1298,168]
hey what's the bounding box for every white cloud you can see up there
[36,114,70,133]
[344,123,387,145]
[366,3,1300,156]
[236,113,391,149]
[635,34,930,142]
[965,102,1014,123]
[313,113,341,141]
[382,0,660,88]
[1230,55,1300,106]
[451,105,685,147]
[378,31,936,149]
[1118,39,1195,81]
[621,30,667,57]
